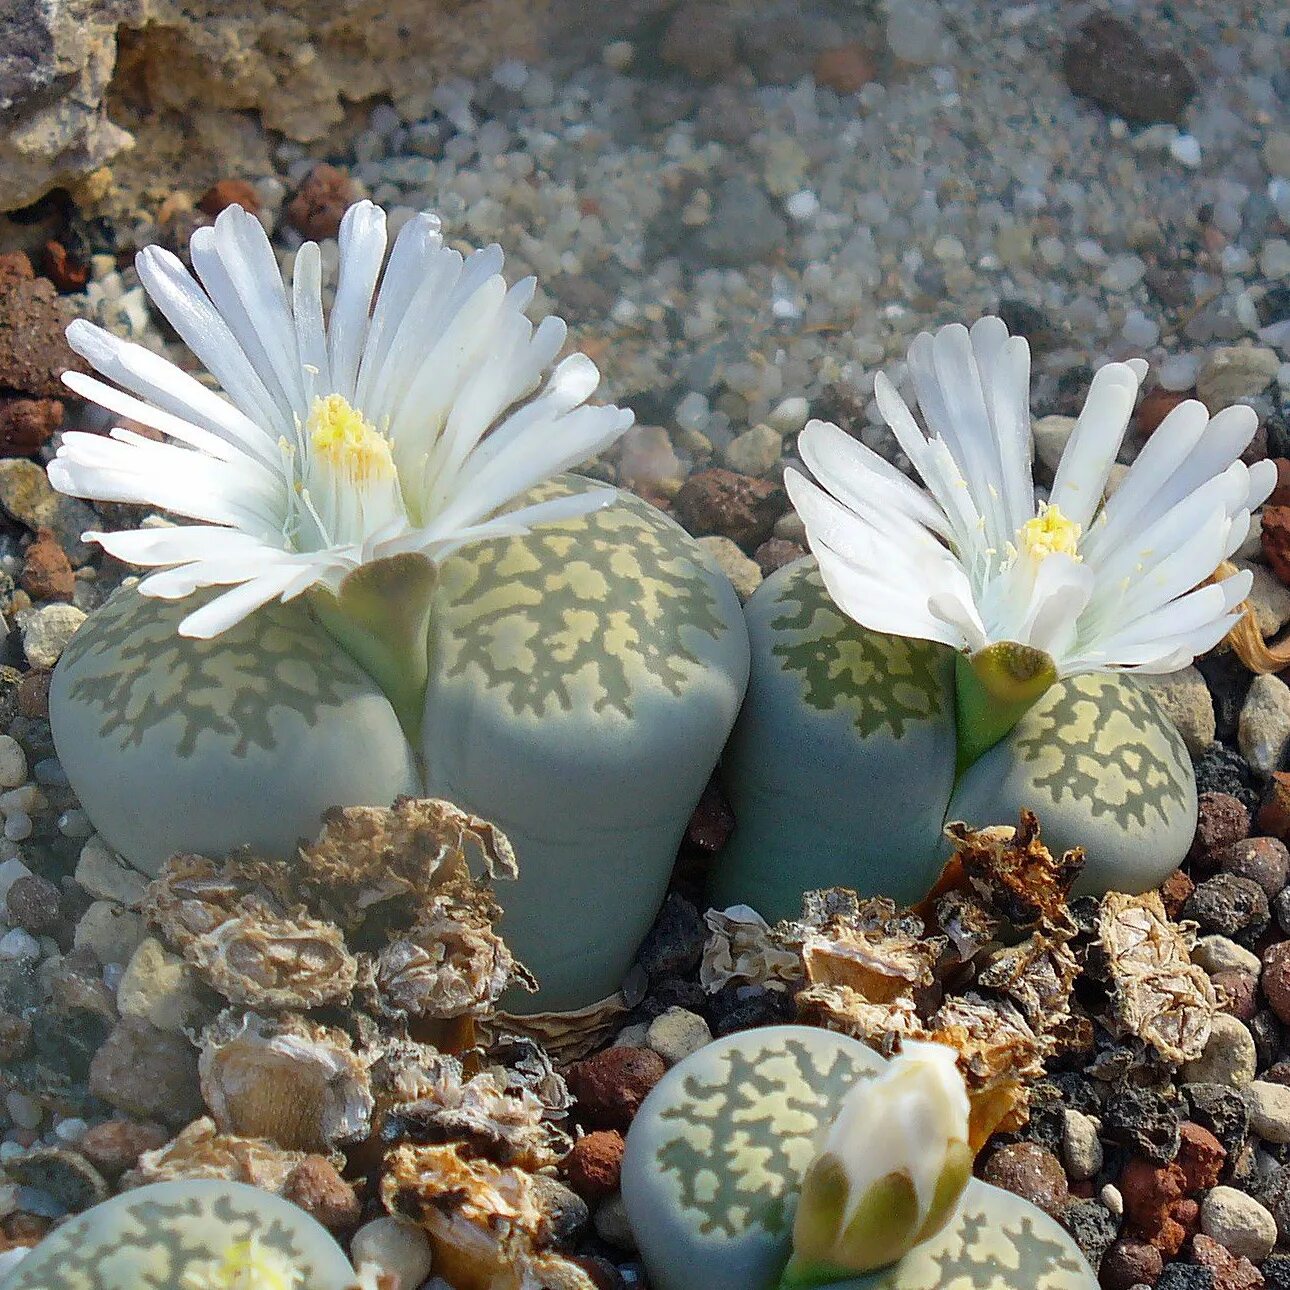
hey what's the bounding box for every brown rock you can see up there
[1259,774,1290,846]
[753,537,806,576]
[21,528,75,602]
[39,241,89,294]
[1136,388,1190,437]
[1218,837,1290,899]
[16,669,51,719]
[1159,868,1196,920]
[0,397,63,455]
[0,1011,32,1064]
[1192,1232,1265,1290]
[568,1256,623,1290]
[1176,1121,1227,1193]
[981,1142,1069,1218]
[562,1130,624,1202]
[1215,969,1259,1021]
[1263,942,1290,1023]
[1062,14,1196,125]
[286,164,358,241]
[0,253,85,400]
[1192,793,1253,869]
[813,43,876,94]
[660,4,739,81]
[88,1017,202,1126]
[1119,1157,1194,1255]
[76,1119,170,1178]
[1270,459,1290,509]
[6,873,60,933]
[672,468,787,549]
[1100,1238,1163,1290]
[282,1156,361,1230]
[567,1046,666,1131]
[1262,506,1290,587]
[199,179,261,217]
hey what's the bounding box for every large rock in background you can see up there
[0,0,550,217]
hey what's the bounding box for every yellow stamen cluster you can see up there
[183,1239,302,1290]
[1019,503,1081,562]
[307,394,396,483]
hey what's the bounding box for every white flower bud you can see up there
[785,1041,972,1282]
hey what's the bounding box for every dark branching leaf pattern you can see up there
[768,563,950,740]
[432,479,731,719]
[60,586,366,758]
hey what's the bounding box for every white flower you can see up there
[786,317,1275,677]
[49,201,633,638]
[788,1041,972,1278]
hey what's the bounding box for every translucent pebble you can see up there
[785,190,820,221]
[53,1117,87,1144]
[1171,134,1202,168]
[101,962,125,992]
[0,737,26,790]
[1121,310,1160,347]
[0,929,38,963]
[1158,353,1202,391]
[4,813,32,843]
[674,392,711,432]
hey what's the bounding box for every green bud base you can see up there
[712,559,1197,920]
[0,1179,357,1289]
[50,477,749,1013]
[621,1026,1097,1290]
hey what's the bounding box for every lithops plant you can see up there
[622,1026,1096,1290]
[715,317,1270,918]
[0,1179,357,1289]
[46,200,748,1013]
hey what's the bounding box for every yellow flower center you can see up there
[307,394,395,483]
[1018,503,1081,562]
[184,1239,301,1290]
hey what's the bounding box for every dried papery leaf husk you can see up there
[143,852,298,952]
[482,993,629,1066]
[797,896,945,1003]
[943,811,1084,929]
[121,1116,318,1192]
[1096,890,1216,1064]
[974,933,1080,1033]
[363,885,531,1021]
[795,984,924,1055]
[381,1143,546,1290]
[298,798,518,931]
[378,1055,568,1170]
[198,1010,375,1152]
[935,889,1002,964]
[485,1038,574,1119]
[185,908,357,1010]
[699,904,802,993]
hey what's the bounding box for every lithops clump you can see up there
[621,1026,1097,1290]
[717,316,1267,920]
[0,1179,357,1289]
[46,200,750,1016]
[714,558,1197,919]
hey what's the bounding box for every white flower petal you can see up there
[327,201,388,402]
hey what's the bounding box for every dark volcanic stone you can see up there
[1155,1265,1213,1290]
[1103,1084,1181,1164]
[706,982,794,1035]
[1195,745,1261,812]
[1262,1254,1290,1290]
[1062,14,1196,125]
[635,893,705,979]
[1182,874,1269,943]
[1196,651,1254,745]
[1060,1197,1118,1271]
[1181,1085,1249,1169]
[1190,792,1253,869]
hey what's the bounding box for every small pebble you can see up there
[1200,1184,1277,1261]
[350,1216,433,1288]
[1244,1080,1290,1143]
[645,1007,712,1066]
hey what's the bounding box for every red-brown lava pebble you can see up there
[76,1120,170,1178]
[1259,773,1290,846]
[563,1130,625,1202]
[199,179,262,216]
[980,1142,1069,1217]
[1119,1158,1194,1255]
[1100,1238,1164,1290]
[1213,969,1259,1020]
[286,164,358,240]
[1192,1232,1264,1290]
[1158,868,1195,920]
[1262,941,1290,1023]
[1175,1122,1226,1192]
[1190,792,1253,868]
[813,43,877,93]
[566,1046,666,1131]
[282,1156,361,1230]
[1217,836,1290,899]
[20,528,75,602]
